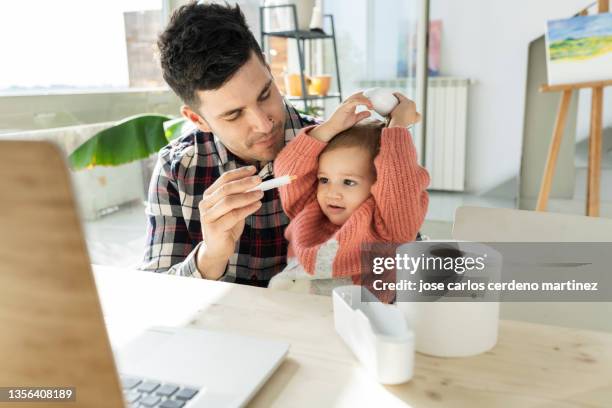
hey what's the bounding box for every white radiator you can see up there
[358,77,471,191]
[425,77,469,191]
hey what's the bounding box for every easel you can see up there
[536,0,610,217]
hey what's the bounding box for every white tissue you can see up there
[363,88,399,117]
[333,285,414,384]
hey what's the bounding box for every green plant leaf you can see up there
[164,117,191,141]
[68,113,173,170]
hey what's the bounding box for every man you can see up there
[141,2,317,286]
[142,2,419,287]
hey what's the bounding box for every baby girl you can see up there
[269,92,430,295]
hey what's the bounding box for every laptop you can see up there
[0,140,289,408]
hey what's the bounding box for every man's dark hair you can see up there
[157,2,265,108]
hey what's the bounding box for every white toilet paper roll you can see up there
[411,300,500,357]
[396,241,502,357]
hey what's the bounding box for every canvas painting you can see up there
[397,20,442,77]
[546,13,612,85]
[428,20,442,76]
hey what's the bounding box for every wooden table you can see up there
[93,265,612,407]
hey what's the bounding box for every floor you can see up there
[84,201,147,268]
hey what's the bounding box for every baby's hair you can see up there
[322,119,385,160]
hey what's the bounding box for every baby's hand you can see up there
[310,92,373,143]
[388,93,421,128]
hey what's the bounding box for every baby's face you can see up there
[317,146,376,226]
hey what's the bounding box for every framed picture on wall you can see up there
[545,13,612,85]
[397,19,442,77]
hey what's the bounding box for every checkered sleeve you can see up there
[140,146,204,278]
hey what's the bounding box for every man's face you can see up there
[184,52,286,164]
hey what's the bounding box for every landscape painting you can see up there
[546,13,612,85]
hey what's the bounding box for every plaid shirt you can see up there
[141,102,317,286]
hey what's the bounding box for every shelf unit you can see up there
[259,4,342,110]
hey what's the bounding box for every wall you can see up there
[326,0,611,194]
[577,88,612,143]
[430,0,599,194]
[520,36,578,207]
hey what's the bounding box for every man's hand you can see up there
[310,92,374,143]
[388,93,421,128]
[196,166,263,279]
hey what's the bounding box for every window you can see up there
[0,0,163,94]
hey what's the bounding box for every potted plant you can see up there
[67,114,189,214]
[68,113,187,170]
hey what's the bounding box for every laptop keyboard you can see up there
[121,376,200,408]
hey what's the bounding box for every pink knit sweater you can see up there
[274,125,430,281]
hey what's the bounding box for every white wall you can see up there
[577,88,612,143]
[430,0,597,193]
